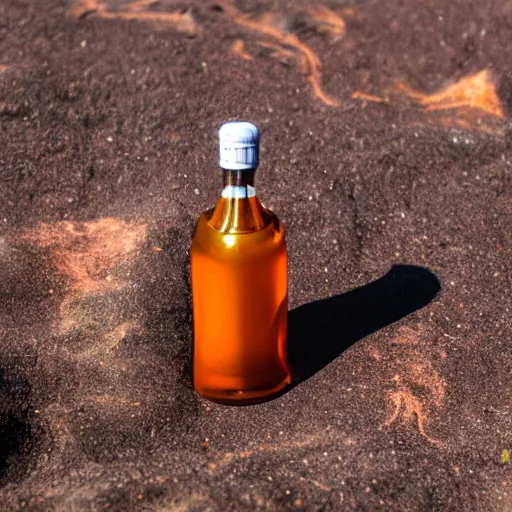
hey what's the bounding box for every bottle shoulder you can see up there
[191,200,286,260]
[204,195,283,235]
[193,206,284,239]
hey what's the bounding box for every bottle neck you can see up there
[208,168,265,233]
[221,169,256,199]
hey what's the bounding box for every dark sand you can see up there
[1,0,512,510]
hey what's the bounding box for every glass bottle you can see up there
[191,122,290,405]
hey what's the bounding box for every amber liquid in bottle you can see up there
[191,169,291,404]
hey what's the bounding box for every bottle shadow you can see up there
[287,264,441,386]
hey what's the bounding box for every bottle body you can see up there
[191,192,290,404]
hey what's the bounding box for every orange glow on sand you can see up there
[383,389,435,442]
[71,1,345,106]
[399,69,505,119]
[217,0,340,107]
[379,326,446,444]
[70,0,199,36]
[24,218,147,328]
[307,5,346,38]
[352,91,388,104]
[231,39,253,61]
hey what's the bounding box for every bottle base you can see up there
[194,374,291,406]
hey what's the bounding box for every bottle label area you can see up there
[221,185,256,199]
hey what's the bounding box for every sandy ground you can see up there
[1,0,512,510]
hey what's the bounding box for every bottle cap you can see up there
[219,121,259,170]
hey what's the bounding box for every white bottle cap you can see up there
[219,121,259,170]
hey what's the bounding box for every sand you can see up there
[1,0,512,509]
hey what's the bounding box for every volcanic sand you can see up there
[1,0,512,510]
